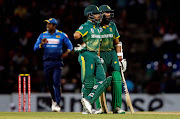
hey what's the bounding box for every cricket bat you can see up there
[98,41,108,114]
[99,93,108,113]
[120,66,134,113]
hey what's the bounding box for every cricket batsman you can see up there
[34,18,73,112]
[73,5,112,114]
[94,5,127,114]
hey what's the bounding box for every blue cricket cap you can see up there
[44,18,58,25]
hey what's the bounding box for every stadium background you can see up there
[0,0,180,111]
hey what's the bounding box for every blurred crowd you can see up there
[0,0,180,94]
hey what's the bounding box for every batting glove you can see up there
[74,44,86,53]
[119,59,127,72]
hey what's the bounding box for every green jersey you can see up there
[76,20,101,52]
[100,22,120,51]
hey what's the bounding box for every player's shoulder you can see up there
[79,22,90,29]
[59,31,69,38]
[56,30,62,33]
[55,30,63,35]
[62,32,68,37]
[110,22,116,27]
[42,31,48,34]
[83,21,90,26]
[55,30,64,35]
[39,31,48,37]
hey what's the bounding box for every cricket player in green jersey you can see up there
[94,5,127,114]
[73,5,112,114]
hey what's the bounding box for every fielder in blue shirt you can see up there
[34,18,73,112]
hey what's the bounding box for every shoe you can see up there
[91,109,97,114]
[52,100,56,107]
[93,108,103,114]
[113,107,125,114]
[82,108,97,114]
[82,108,89,114]
[81,98,92,114]
[52,100,61,112]
[82,111,89,114]
[52,105,61,112]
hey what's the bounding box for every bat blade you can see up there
[120,67,134,113]
[99,92,108,114]
[125,93,134,113]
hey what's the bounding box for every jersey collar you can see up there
[102,23,111,29]
[87,20,96,25]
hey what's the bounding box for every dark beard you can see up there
[101,16,110,26]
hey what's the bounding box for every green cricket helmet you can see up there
[84,5,102,23]
[99,5,114,22]
[84,5,101,16]
[99,5,114,12]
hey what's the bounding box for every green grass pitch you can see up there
[0,112,180,119]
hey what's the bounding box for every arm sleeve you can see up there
[63,33,73,51]
[113,23,120,39]
[76,24,88,37]
[33,34,42,51]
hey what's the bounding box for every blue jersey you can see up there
[34,29,73,61]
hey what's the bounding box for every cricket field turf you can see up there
[0,112,180,119]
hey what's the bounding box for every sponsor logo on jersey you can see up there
[91,28,94,33]
[91,34,113,38]
[101,34,113,38]
[46,44,58,47]
[91,35,101,38]
[91,64,93,69]
[56,35,60,38]
[79,26,83,30]
[47,38,59,44]
[114,61,117,64]
[99,27,103,32]
[109,28,112,32]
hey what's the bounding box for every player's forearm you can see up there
[34,36,43,51]
[34,43,42,51]
[61,49,71,58]
[66,41,73,52]
[116,44,123,58]
[116,44,121,53]
[116,45,123,59]
[66,49,71,53]
[114,38,123,59]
